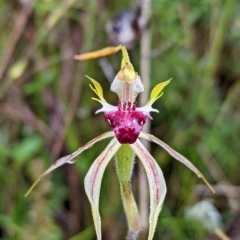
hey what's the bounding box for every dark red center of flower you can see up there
[105,101,147,144]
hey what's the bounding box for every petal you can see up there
[139,132,215,193]
[86,75,106,103]
[86,75,118,114]
[146,79,172,106]
[130,139,167,240]
[25,132,114,197]
[84,138,121,240]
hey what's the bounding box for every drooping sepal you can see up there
[139,132,215,193]
[84,138,121,240]
[130,139,167,240]
[24,132,114,197]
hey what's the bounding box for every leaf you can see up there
[84,138,121,240]
[139,132,215,193]
[130,139,167,240]
[25,132,114,197]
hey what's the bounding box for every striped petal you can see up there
[84,138,121,240]
[130,139,167,240]
[139,132,215,193]
[25,132,114,197]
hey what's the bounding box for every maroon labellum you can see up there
[105,101,147,144]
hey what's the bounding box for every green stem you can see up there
[121,182,140,240]
[115,145,140,240]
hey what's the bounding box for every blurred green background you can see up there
[0,0,239,239]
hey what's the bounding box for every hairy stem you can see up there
[115,145,140,239]
[121,182,140,240]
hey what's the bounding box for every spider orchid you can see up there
[25,46,214,240]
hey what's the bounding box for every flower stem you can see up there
[115,145,140,239]
[121,182,140,240]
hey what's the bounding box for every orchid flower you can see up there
[25,46,214,240]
